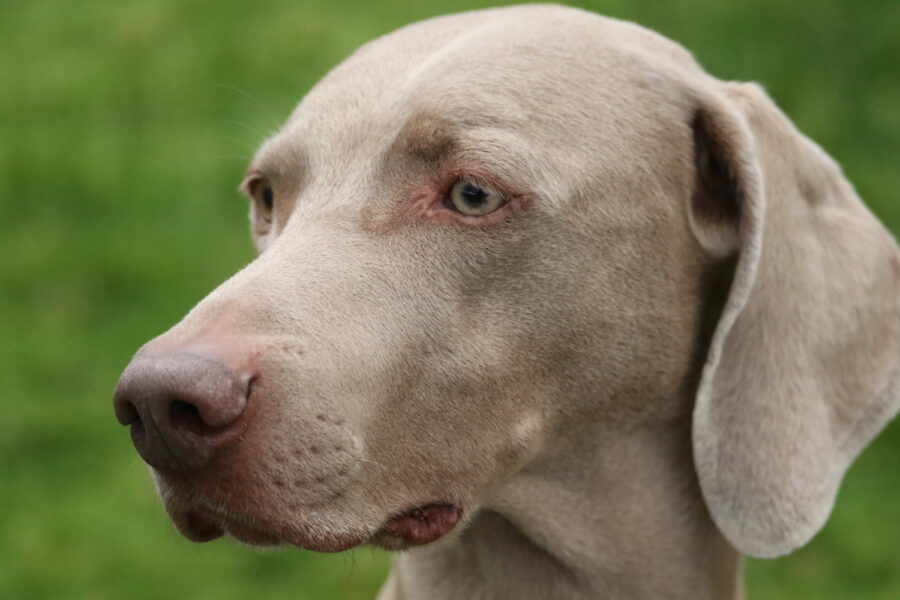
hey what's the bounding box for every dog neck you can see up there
[379,416,743,600]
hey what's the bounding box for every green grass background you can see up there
[1,0,898,598]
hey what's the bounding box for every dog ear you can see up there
[688,82,900,558]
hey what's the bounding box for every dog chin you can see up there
[168,504,371,552]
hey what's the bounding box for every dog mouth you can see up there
[170,502,462,551]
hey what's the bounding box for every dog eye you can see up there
[254,182,274,225]
[446,180,505,216]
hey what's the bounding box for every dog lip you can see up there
[176,509,226,542]
[379,503,462,545]
[175,508,283,547]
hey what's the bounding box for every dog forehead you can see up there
[287,5,700,135]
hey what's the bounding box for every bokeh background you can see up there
[2,0,898,598]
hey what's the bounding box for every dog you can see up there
[113,5,899,599]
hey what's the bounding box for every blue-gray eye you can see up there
[447,180,505,216]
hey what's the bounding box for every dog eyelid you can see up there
[240,171,264,197]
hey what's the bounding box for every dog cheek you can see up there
[500,410,547,468]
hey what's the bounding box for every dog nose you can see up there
[113,351,252,471]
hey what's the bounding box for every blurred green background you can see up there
[1,0,897,598]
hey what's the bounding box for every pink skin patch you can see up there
[380,503,462,545]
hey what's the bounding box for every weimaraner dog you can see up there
[114,5,900,599]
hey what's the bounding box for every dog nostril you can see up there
[117,400,143,427]
[169,399,215,436]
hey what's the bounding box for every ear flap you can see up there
[689,82,900,558]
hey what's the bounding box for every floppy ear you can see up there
[688,82,900,558]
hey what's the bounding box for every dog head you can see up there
[114,5,899,557]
